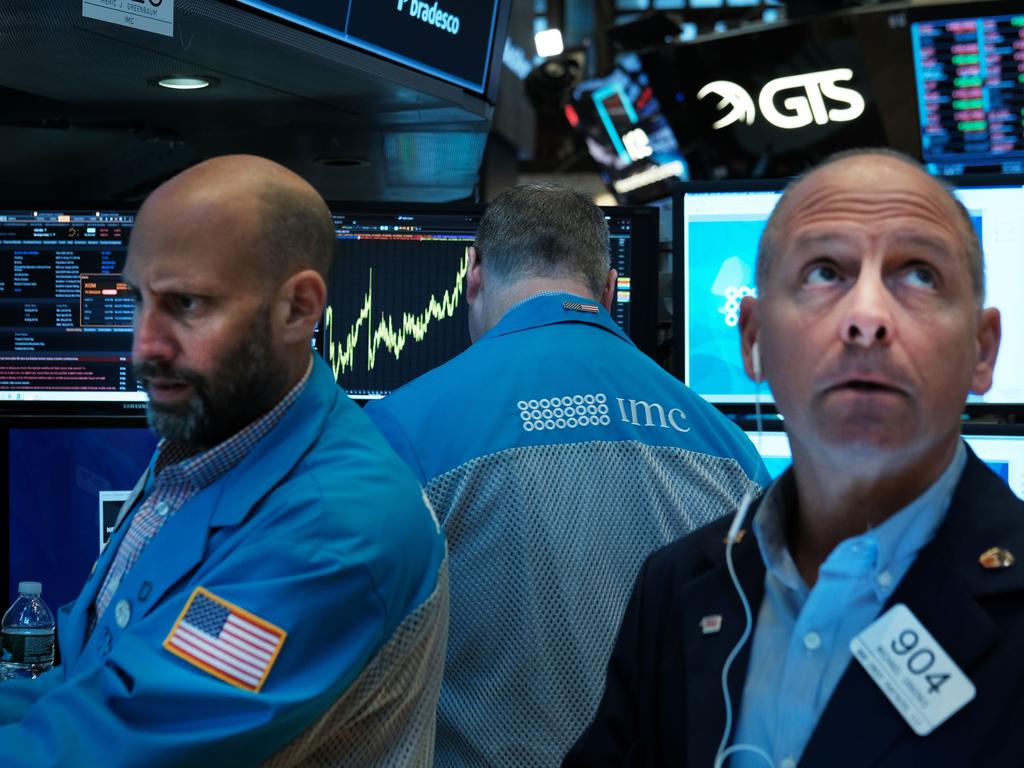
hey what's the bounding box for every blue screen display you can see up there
[8,427,156,609]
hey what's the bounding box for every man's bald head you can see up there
[135,155,336,287]
[757,148,984,304]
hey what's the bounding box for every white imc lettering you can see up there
[616,398,691,433]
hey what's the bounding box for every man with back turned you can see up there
[0,155,448,767]
[366,183,769,767]
[567,150,1024,767]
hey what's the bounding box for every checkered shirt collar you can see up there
[153,355,314,489]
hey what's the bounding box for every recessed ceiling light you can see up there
[152,76,218,90]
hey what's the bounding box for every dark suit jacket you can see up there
[565,450,1024,767]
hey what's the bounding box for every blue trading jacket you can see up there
[366,292,770,767]
[0,355,446,767]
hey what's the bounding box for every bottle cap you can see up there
[17,581,41,595]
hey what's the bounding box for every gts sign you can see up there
[697,68,865,131]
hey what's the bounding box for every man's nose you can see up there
[839,272,894,348]
[132,305,175,363]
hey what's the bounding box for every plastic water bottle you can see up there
[0,582,56,681]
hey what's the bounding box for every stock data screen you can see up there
[322,209,478,400]
[321,206,645,400]
[0,210,144,410]
[913,12,1024,175]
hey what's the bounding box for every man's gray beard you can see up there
[140,310,288,450]
[146,392,209,446]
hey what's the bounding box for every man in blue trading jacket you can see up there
[0,155,448,767]
[566,150,1024,766]
[364,183,769,767]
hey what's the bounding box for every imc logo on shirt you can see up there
[517,393,690,433]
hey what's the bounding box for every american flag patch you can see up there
[163,587,286,692]
[563,300,599,314]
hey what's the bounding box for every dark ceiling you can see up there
[0,0,497,203]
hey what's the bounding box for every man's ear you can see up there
[970,307,1002,395]
[467,246,483,305]
[600,269,618,313]
[275,269,327,345]
[738,295,762,383]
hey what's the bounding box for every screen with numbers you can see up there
[0,208,146,416]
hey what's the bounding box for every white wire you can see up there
[713,344,776,767]
[711,515,776,768]
[713,369,776,768]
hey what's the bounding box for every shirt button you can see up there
[803,631,822,651]
[154,501,170,517]
[115,599,132,629]
[877,569,893,588]
[780,757,797,768]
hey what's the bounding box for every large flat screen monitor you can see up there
[0,208,145,416]
[322,203,659,400]
[744,427,1024,501]
[910,2,1024,176]
[674,176,1024,409]
[233,0,509,98]
[3,418,155,609]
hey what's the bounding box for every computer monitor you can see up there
[234,0,510,99]
[3,418,155,609]
[743,427,1024,500]
[0,208,145,416]
[910,2,1024,176]
[322,202,659,400]
[674,176,1024,409]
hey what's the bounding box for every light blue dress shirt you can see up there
[730,441,967,768]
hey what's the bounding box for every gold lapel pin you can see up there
[723,529,747,545]
[979,547,1015,570]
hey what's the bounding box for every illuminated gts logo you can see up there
[697,68,865,130]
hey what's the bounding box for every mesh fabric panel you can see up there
[429,440,761,767]
[264,558,449,768]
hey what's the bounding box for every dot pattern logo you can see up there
[722,284,756,327]
[517,393,611,432]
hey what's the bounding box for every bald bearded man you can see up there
[0,156,448,767]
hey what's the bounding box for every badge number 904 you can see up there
[850,603,975,736]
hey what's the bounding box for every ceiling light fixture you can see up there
[152,75,218,90]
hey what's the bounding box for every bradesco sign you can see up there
[347,0,501,92]
[235,0,502,93]
[396,0,461,35]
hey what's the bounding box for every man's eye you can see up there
[176,295,198,311]
[804,263,841,285]
[903,266,938,289]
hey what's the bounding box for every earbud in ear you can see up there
[752,340,762,382]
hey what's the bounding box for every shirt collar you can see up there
[484,291,632,345]
[754,440,967,597]
[152,354,314,488]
